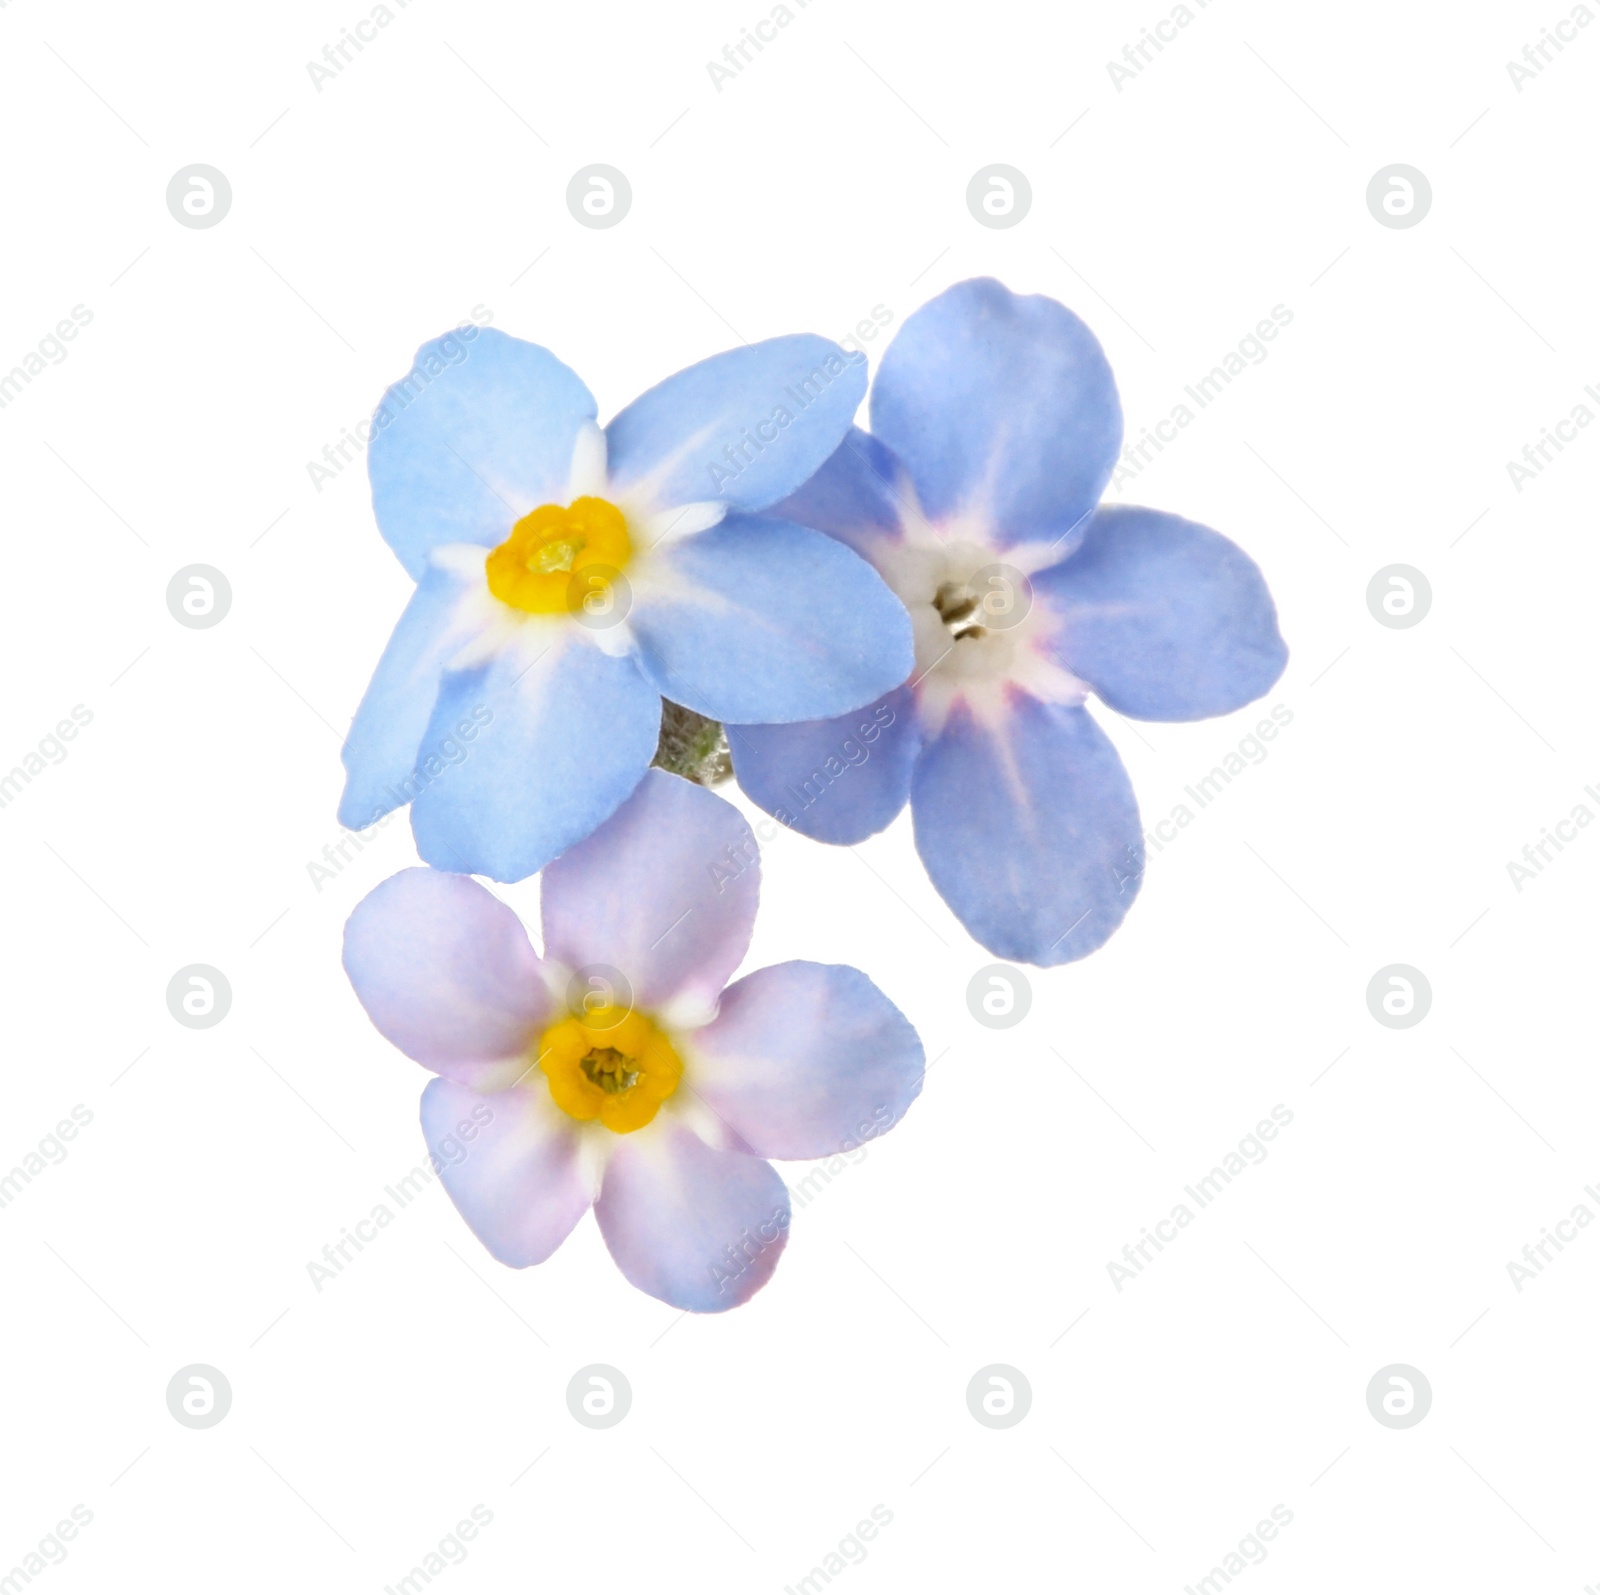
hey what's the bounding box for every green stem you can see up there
[652,701,733,787]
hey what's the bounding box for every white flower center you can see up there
[877,531,1087,731]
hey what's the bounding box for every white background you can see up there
[2,0,1597,1589]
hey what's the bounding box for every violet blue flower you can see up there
[342,768,924,1311]
[727,279,1288,965]
[339,324,912,882]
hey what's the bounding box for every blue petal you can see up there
[409,634,660,883]
[338,563,478,831]
[766,426,908,566]
[343,867,552,1090]
[368,328,596,579]
[690,961,924,1161]
[870,278,1122,554]
[727,687,920,844]
[629,515,913,724]
[594,1122,790,1311]
[605,336,867,514]
[911,695,1143,965]
[542,769,758,1014]
[1034,506,1288,721]
[421,1079,593,1268]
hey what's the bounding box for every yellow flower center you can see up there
[538,1006,682,1134]
[485,497,632,615]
